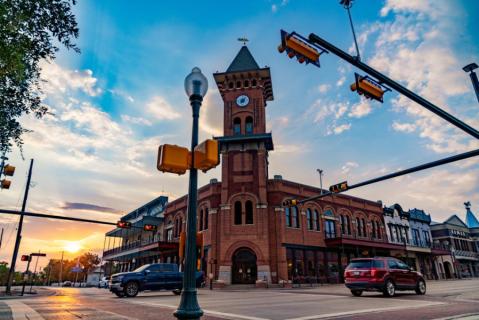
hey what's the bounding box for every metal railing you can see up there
[103,238,175,257]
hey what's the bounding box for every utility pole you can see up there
[29,251,41,293]
[463,63,479,104]
[316,169,324,195]
[59,251,64,287]
[6,159,34,295]
[20,256,31,296]
[0,227,3,249]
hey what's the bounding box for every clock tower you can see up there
[213,45,274,284]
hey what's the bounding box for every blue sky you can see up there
[1,0,479,266]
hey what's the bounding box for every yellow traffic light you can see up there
[278,30,326,67]
[282,199,298,207]
[3,165,15,176]
[350,73,390,103]
[194,139,219,172]
[157,144,190,175]
[1,179,11,189]
[329,181,349,193]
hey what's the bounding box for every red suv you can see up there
[344,257,426,297]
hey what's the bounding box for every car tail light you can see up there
[371,269,377,278]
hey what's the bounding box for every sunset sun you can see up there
[64,241,82,253]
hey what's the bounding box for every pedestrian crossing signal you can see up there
[329,181,349,193]
[143,224,157,232]
[194,139,219,172]
[157,144,190,175]
[117,221,132,229]
[282,199,298,207]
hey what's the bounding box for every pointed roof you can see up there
[226,46,260,72]
[444,214,468,228]
[466,207,479,228]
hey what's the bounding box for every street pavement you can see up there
[0,279,478,319]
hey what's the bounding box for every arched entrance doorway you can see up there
[232,247,257,284]
[444,261,453,279]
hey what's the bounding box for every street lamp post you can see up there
[174,67,207,320]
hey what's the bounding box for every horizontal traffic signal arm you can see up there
[278,30,328,67]
[0,209,116,226]
[296,148,479,205]
[307,33,479,140]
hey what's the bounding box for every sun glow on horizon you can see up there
[64,241,82,253]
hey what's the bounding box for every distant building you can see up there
[431,203,479,278]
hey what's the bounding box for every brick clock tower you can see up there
[213,46,275,284]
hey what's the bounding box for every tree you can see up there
[0,0,79,154]
[79,252,100,282]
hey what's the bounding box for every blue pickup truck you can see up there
[109,263,205,297]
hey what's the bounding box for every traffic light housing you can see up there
[350,73,390,103]
[1,179,11,189]
[3,164,15,176]
[329,181,349,193]
[157,144,190,175]
[178,231,203,270]
[194,139,219,172]
[143,224,157,232]
[282,199,298,207]
[117,221,132,229]
[21,255,31,262]
[278,30,327,67]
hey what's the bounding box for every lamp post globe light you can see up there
[174,67,207,320]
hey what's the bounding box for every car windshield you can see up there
[347,260,372,269]
[132,264,151,272]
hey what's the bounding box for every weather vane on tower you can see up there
[238,37,249,46]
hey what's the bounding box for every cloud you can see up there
[341,161,359,174]
[40,60,102,97]
[330,123,351,135]
[336,76,346,87]
[121,114,152,126]
[146,96,181,120]
[392,121,416,133]
[60,202,123,214]
[271,4,277,13]
[110,89,134,102]
[348,99,372,118]
[318,84,331,93]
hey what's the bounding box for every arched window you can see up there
[179,217,183,234]
[307,209,312,230]
[372,220,376,238]
[362,218,367,236]
[234,201,242,225]
[236,80,242,88]
[175,218,179,237]
[228,81,234,89]
[285,207,291,227]
[244,80,250,87]
[204,208,209,230]
[356,217,361,236]
[233,117,241,135]
[340,215,345,234]
[245,200,253,224]
[346,216,351,234]
[199,209,204,231]
[245,116,253,134]
[376,221,381,239]
[314,210,320,231]
[292,206,299,228]
[252,79,257,87]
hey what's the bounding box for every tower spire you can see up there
[237,37,249,46]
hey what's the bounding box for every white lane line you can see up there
[284,301,446,320]
[124,300,270,320]
[4,300,45,320]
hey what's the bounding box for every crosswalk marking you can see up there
[4,300,44,320]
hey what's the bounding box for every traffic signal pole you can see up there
[296,148,479,205]
[308,33,479,140]
[6,159,33,295]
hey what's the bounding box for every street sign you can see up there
[31,253,46,257]
[71,266,82,273]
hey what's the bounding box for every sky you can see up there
[1,0,479,270]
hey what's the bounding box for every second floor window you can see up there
[285,207,291,227]
[234,201,242,225]
[245,200,254,224]
[233,117,241,135]
[307,209,313,230]
[313,210,320,231]
[325,220,336,238]
[291,206,300,228]
[245,116,253,134]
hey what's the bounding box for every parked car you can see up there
[62,281,72,287]
[109,263,205,298]
[98,276,110,288]
[344,257,426,297]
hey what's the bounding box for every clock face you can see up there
[236,95,249,107]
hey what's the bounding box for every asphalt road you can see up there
[1,279,479,320]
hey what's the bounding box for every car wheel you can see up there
[115,292,125,298]
[351,290,363,297]
[125,281,139,298]
[173,289,182,295]
[415,279,426,295]
[383,279,395,297]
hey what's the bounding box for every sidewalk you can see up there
[0,286,55,299]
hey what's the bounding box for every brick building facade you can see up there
[161,46,404,285]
